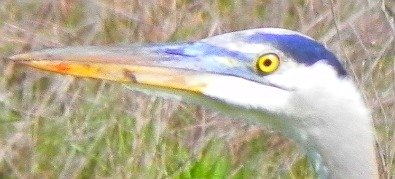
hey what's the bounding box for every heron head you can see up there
[10,28,351,124]
[9,28,377,178]
[9,28,347,110]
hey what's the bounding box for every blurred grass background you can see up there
[0,0,393,178]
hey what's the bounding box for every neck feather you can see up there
[286,77,378,178]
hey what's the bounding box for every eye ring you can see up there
[256,53,280,75]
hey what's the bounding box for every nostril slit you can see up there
[123,69,137,83]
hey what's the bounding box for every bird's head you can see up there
[9,28,377,178]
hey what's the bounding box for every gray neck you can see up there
[285,80,379,179]
[304,114,378,179]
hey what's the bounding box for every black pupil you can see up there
[263,59,272,66]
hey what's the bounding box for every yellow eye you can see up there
[256,53,280,74]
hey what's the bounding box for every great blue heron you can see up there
[9,28,378,178]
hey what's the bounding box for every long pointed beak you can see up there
[9,45,225,93]
[9,43,293,140]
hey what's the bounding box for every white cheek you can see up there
[264,62,371,126]
[201,75,290,113]
[265,62,340,91]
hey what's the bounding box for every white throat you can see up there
[286,79,377,178]
[202,63,378,178]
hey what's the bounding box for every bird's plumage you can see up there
[9,28,377,178]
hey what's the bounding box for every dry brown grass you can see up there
[0,0,393,178]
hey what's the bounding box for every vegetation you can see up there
[0,0,393,178]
